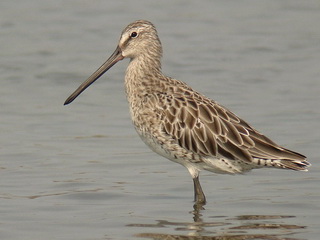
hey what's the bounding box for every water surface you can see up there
[1,1,319,239]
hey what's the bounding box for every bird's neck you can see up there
[125,54,163,97]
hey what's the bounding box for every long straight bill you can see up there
[64,46,123,105]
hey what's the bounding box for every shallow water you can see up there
[1,1,319,239]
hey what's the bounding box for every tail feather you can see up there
[251,157,310,171]
[278,159,310,171]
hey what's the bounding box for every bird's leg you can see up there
[193,175,206,205]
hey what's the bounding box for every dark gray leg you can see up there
[193,175,206,204]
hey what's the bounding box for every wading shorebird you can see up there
[64,20,309,205]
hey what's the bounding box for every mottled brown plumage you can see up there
[65,20,310,204]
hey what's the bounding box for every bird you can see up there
[64,20,310,205]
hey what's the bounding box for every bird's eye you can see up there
[130,32,138,38]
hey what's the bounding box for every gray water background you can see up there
[1,0,319,239]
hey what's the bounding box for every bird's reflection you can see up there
[128,204,306,240]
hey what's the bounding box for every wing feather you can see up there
[160,92,306,164]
